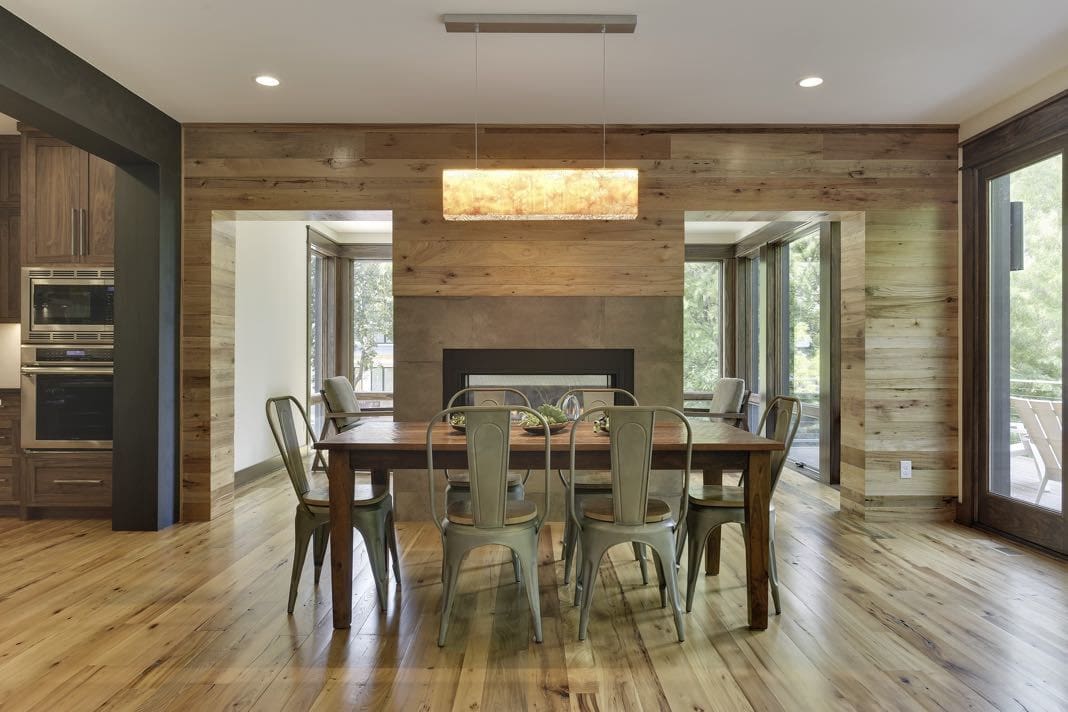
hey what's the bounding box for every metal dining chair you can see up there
[266,396,400,613]
[683,378,749,431]
[553,388,651,586]
[444,387,532,582]
[681,395,802,615]
[568,405,692,642]
[427,405,553,646]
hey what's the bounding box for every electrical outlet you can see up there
[900,460,913,479]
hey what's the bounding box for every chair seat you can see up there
[303,482,389,507]
[447,471,524,488]
[688,484,744,507]
[446,498,538,526]
[573,471,613,491]
[580,495,672,523]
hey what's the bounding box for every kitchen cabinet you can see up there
[20,129,114,266]
[0,392,19,507]
[0,137,19,323]
[23,451,112,512]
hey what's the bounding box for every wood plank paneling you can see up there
[181,124,959,522]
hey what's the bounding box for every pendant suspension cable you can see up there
[474,23,480,170]
[601,24,607,170]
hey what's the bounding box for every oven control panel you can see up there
[21,345,114,367]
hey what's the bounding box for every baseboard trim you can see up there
[235,454,287,488]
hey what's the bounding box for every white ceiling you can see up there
[3,1,1068,124]
[685,220,768,245]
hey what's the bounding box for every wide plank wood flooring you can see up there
[0,469,1065,711]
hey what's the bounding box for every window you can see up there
[351,260,394,408]
[784,229,822,472]
[308,246,337,398]
[683,261,723,392]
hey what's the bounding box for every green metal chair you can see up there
[568,405,692,642]
[428,405,552,647]
[266,396,400,614]
[553,388,650,586]
[681,395,802,615]
[445,387,532,583]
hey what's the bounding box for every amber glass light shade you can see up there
[442,168,639,221]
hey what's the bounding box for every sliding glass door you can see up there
[784,230,822,473]
[980,146,1066,551]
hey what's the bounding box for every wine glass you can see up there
[561,393,582,422]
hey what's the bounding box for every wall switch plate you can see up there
[900,460,913,479]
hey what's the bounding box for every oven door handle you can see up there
[21,367,114,375]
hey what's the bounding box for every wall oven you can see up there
[21,345,114,450]
[22,267,115,342]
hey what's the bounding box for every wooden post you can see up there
[744,451,771,630]
[328,449,355,628]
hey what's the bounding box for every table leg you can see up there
[702,465,723,575]
[370,467,390,488]
[329,450,355,629]
[744,451,771,630]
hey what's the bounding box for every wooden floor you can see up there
[1,471,1066,712]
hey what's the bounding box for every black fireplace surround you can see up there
[441,349,635,409]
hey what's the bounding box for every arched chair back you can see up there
[265,396,315,512]
[447,386,531,410]
[755,396,803,492]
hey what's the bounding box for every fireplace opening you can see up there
[441,349,635,409]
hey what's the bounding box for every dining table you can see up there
[314,418,784,631]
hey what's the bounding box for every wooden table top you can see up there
[315,420,784,452]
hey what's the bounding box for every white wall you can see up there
[234,221,309,471]
[0,324,20,389]
[959,64,1068,141]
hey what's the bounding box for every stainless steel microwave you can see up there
[22,267,115,339]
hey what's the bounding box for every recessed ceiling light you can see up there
[255,75,280,87]
[798,76,824,88]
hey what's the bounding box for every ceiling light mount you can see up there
[442,13,636,34]
[798,76,824,88]
[254,75,280,87]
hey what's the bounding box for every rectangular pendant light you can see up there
[442,168,639,221]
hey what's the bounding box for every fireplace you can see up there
[441,349,635,409]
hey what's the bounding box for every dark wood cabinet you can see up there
[0,208,18,323]
[23,451,112,511]
[0,136,18,207]
[20,129,114,266]
[0,392,19,506]
[0,137,19,323]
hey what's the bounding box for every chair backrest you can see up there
[447,386,531,410]
[756,396,803,492]
[556,388,638,411]
[428,405,551,531]
[709,378,746,414]
[321,376,362,432]
[1011,397,1063,476]
[569,405,692,527]
[265,396,315,505]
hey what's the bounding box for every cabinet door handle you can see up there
[53,479,104,485]
[71,208,78,255]
[82,209,89,256]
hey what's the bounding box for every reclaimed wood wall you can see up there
[182,124,959,522]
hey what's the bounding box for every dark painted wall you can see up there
[0,8,181,529]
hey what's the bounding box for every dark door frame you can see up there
[960,89,1068,554]
[0,9,181,530]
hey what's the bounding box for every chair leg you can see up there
[653,536,685,642]
[355,515,391,612]
[387,512,402,587]
[633,542,650,585]
[686,517,719,613]
[288,510,316,614]
[769,510,781,616]
[1035,471,1051,504]
[512,551,522,584]
[562,518,575,585]
[652,547,667,608]
[578,544,608,641]
[517,538,543,643]
[438,545,463,647]
[312,522,329,585]
[674,518,687,566]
